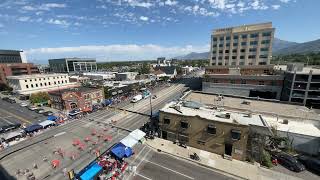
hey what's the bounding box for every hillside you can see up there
[272,38,298,53]
[274,39,320,55]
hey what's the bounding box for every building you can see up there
[0,63,39,85]
[203,65,284,99]
[183,91,320,156]
[159,100,269,161]
[49,58,97,73]
[210,22,274,66]
[0,49,24,64]
[152,66,177,79]
[6,73,78,95]
[69,75,90,84]
[49,87,104,111]
[115,72,138,81]
[152,57,171,68]
[83,72,117,80]
[280,64,320,108]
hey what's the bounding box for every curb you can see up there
[144,142,247,180]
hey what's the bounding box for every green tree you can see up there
[30,92,50,104]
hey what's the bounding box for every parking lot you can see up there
[272,162,320,180]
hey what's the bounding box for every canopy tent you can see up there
[120,136,138,148]
[111,143,133,159]
[80,162,102,180]
[47,115,57,121]
[24,124,43,133]
[129,129,146,141]
[2,130,22,141]
[69,109,81,116]
[38,120,55,128]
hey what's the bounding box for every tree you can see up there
[30,92,50,104]
[138,63,150,74]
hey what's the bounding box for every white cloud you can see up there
[125,0,153,8]
[280,0,290,3]
[18,16,30,22]
[272,5,281,10]
[47,19,70,26]
[22,3,66,11]
[140,16,149,21]
[0,23,3,28]
[164,0,178,6]
[25,44,209,61]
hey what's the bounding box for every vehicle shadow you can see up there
[0,165,16,180]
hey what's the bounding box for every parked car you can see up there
[8,98,16,103]
[297,155,320,175]
[28,105,38,111]
[1,97,10,101]
[276,153,305,172]
[35,108,45,114]
[43,111,53,116]
[0,123,21,134]
[20,102,29,107]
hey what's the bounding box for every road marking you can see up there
[136,173,152,180]
[0,117,14,124]
[54,132,66,137]
[145,160,195,180]
[0,108,32,124]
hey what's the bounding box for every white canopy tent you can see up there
[38,120,55,128]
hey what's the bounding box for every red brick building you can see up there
[0,63,39,85]
[49,87,104,111]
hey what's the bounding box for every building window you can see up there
[241,79,246,84]
[25,80,27,82]
[250,33,259,38]
[233,35,239,40]
[26,85,29,88]
[250,41,258,45]
[48,82,51,85]
[259,81,265,85]
[230,80,236,84]
[207,124,216,135]
[54,81,56,85]
[225,50,229,53]
[259,62,267,65]
[240,56,245,59]
[219,37,224,41]
[31,84,34,88]
[232,56,236,59]
[262,32,271,37]
[259,55,268,58]
[213,79,219,83]
[40,83,43,86]
[232,49,237,53]
[53,77,55,79]
[213,37,217,41]
[44,82,47,86]
[248,55,256,59]
[197,140,205,145]
[241,34,247,39]
[35,84,38,87]
[240,49,245,53]
[233,43,238,46]
[225,56,229,60]
[180,121,188,129]
[58,81,60,84]
[260,47,269,51]
[226,43,230,47]
[65,80,67,83]
[231,129,241,140]
[219,44,223,47]
[226,36,231,40]
[261,40,270,44]
[239,62,245,65]
[249,48,256,52]
[212,51,216,54]
[30,79,32,82]
[241,42,247,46]
[164,118,170,124]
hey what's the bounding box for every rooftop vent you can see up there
[282,119,289,124]
[242,100,251,105]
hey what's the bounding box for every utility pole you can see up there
[149,94,153,117]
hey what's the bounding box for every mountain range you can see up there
[176,38,320,60]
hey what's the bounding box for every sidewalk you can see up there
[145,138,302,180]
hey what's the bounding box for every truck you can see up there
[131,94,143,103]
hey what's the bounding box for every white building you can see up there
[7,73,79,95]
[115,72,138,81]
[83,72,117,80]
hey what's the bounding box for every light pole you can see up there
[149,95,153,117]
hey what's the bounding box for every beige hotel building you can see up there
[210,22,275,66]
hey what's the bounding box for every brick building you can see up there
[49,87,104,111]
[0,63,39,85]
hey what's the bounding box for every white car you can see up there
[20,102,29,107]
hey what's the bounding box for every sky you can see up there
[0,0,319,63]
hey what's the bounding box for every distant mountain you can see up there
[176,38,320,60]
[175,52,209,60]
[272,38,298,52]
[274,39,320,55]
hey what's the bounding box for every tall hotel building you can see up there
[209,22,275,66]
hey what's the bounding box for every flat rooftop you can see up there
[160,101,265,127]
[7,73,68,79]
[183,91,320,121]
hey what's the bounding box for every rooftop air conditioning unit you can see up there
[282,119,289,124]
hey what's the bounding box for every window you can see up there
[26,85,29,88]
[259,55,268,58]
[38,78,41,81]
[233,35,239,39]
[249,48,256,52]
[219,44,223,47]
[259,81,265,85]
[219,37,224,41]
[250,41,258,45]
[225,56,229,59]
[226,43,230,47]
[164,118,170,124]
[226,36,231,40]
[40,83,43,86]
[35,84,38,87]
[233,43,238,46]
[213,37,217,41]
[48,82,51,85]
[219,50,223,53]
[262,31,271,37]
[241,34,247,39]
[53,77,55,79]
[230,80,236,84]
[31,84,34,88]
[241,79,246,84]
[259,62,267,65]
[239,62,245,65]
[240,49,245,53]
[261,40,270,44]
[260,47,269,51]
[214,79,219,83]
[35,78,37,81]
[250,33,259,38]
[44,82,47,86]
[231,62,236,65]
[197,140,205,145]
[25,80,27,82]
[54,81,56,85]
[207,124,216,135]
[241,42,247,46]
[248,55,256,59]
[65,80,67,83]
[232,49,237,53]
[231,129,241,140]
[180,121,188,129]
[218,56,222,60]
[30,79,32,82]
[212,51,216,54]
[240,56,245,59]
[58,81,60,84]
[218,62,222,65]
[225,50,229,53]
[232,56,236,59]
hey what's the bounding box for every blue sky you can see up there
[0,0,319,63]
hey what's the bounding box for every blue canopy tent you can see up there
[47,115,57,121]
[79,162,102,180]
[24,124,43,133]
[110,143,133,159]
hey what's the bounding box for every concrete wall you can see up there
[159,111,249,161]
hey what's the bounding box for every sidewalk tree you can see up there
[30,92,50,104]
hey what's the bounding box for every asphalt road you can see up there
[0,84,191,180]
[0,99,45,126]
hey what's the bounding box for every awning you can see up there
[39,120,55,128]
[111,143,133,159]
[120,136,138,148]
[129,129,146,141]
[2,131,22,141]
[80,162,102,180]
[47,115,57,121]
[24,124,43,133]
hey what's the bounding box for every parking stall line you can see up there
[136,173,153,180]
[0,108,32,124]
